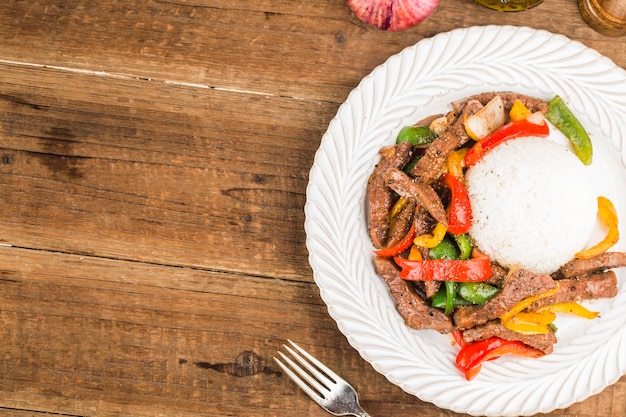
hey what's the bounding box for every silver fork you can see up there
[274,340,371,417]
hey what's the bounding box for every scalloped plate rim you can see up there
[305,25,626,417]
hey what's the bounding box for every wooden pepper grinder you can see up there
[579,0,626,36]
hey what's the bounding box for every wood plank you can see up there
[0,247,623,416]
[0,0,623,103]
[0,61,336,280]
[0,246,431,416]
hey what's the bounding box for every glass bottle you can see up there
[474,0,544,12]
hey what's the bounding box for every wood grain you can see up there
[0,0,624,416]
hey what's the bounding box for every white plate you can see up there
[305,25,626,416]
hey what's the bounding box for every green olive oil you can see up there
[474,0,543,11]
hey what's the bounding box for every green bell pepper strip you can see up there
[444,281,458,315]
[545,95,593,165]
[431,286,472,310]
[454,234,472,260]
[396,125,438,147]
[428,236,459,260]
[428,236,460,314]
[458,282,499,304]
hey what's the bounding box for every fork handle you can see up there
[351,406,371,417]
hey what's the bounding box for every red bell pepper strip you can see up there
[455,337,545,380]
[451,330,467,348]
[374,223,416,257]
[394,252,492,282]
[441,173,472,235]
[464,118,550,167]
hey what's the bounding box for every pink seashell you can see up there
[345,0,440,31]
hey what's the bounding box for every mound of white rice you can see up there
[466,137,597,274]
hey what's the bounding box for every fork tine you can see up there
[283,344,336,389]
[274,352,325,403]
[275,341,371,417]
[286,340,343,383]
[275,350,329,396]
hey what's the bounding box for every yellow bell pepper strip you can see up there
[413,222,447,248]
[446,150,464,179]
[394,252,492,282]
[500,283,560,323]
[545,95,593,165]
[442,173,473,235]
[464,117,550,167]
[374,223,416,258]
[455,337,545,381]
[513,311,557,324]
[502,317,550,335]
[509,99,532,122]
[388,197,408,223]
[537,302,599,319]
[575,196,619,259]
[502,311,557,335]
[408,244,423,261]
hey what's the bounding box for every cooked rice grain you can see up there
[466,137,597,274]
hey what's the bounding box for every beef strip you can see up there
[486,262,508,287]
[461,320,557,354]
[386,200,416,248]
[410,207,440,298]
[410,100,483,182]
[384,167,447,226]
[413,205,436,236]
[387,201,415,247]
[367,142,413,248]
[414,113,444,127]
[451,92,548,115]
[374,256,454,333]
[527,271,618,310]
[453,268,557,330]
[558,252,626,279]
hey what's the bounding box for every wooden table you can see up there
[0,1,624,416]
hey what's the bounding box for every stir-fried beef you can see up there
[453,268,557,330]
[486,262,508,287]
[367,92,621,368]
[461,320,557,354]
[374,256,454,333]
[446,99,483,145]
[527,271,618,310]
[558,252,626,279]
[367,142,413,248]
[409,207,441,298]
[414,113,444,127]
[452,92,548,115]
[386,201,416,248]
[413,205,436,236]
[410,100,483,182]
[385,168,447,226]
